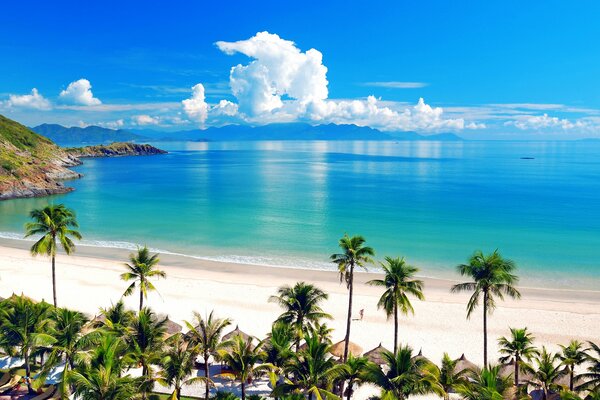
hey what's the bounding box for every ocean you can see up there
[1,140,599,290]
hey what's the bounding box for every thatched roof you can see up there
[363,343,390,365]
[411,349,432,364]
[329,340,363,358]
[454,354,478,374]
[222,325,251,342]
[498,360,534,384]
[164,318,183,336]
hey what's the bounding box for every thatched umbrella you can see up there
[164,318,182,336]
[363,343,390,365]
[454,354,478,374]
[411,349,432,364]
[498,359,534,385]
[329,340,363,358]
[222,325,252,342]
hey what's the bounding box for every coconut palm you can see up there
[528,347,567,399]
[439,353,469,400]
[127,307,168,399]
[24,204,82,307]
[159,333,210,400]
[218,336,272,400]
[272,334,346,400]
[95,300,136,338]
[498,327,539,392]
[121,246,166,311]
[455,365,512,400]
[68,334,140,400]
[363,345,443,399]
[558,340,588,392]
[367,256,424,353]
[451,250,521,366]
[185,310,232,400]
[269,282,331,352]
[330,234,374,362]
[0,295,56,394]
[340,354,370,400]
[576,341,600,393]
[264,322,295,373]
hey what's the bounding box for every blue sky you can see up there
[1,1,599,139]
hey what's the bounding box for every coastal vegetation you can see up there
[0,205,597,399]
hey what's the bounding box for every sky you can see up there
[1,1,599,139]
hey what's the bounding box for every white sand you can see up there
[1,240,598,398]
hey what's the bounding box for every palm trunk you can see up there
[52,254,57,307]
[177,387,181,400]
[139,279,144,311]
[514,355,519,399]
[343,263,354,362]
[569,366,574,391]
[241,382,246,400]
[393,303,398,354]
[483,290,488,367]
[346,380,353,400]
[205,351,210,400]
[25,351,32,393]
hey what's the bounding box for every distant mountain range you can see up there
[31,122,464,146]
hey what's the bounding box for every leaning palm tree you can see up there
[121,246,166,311]
[269,282,331,352]
[25,204,82,307]
[218,336,271,400]
[185,310,232,400]
[455,365,512,400]
[363,345,443,399]
[0,295,56,394]
[127,307,168,399]
[498,327,539,392]
[558,340,588,392]
[367,256,424,353]
[451,250,521,366]
[576,341,600,393]
[159,333,210,400]
[528,347,567,399]
[330,234,374,362]
[272,334,346,400]
[439,353,469,400]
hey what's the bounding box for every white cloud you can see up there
[182,83,209,124]
[212,100,238,116]
[505,113,586,130]
[466,122,486,129]
[97,119,124,129]
[363,81,428,89]
[4,88,52,110]
[213,32,470,132]
[59,79,102,106]
[132,114,160,125]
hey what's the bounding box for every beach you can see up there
[1,238,598,369]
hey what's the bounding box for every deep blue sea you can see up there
[1,140,599,289]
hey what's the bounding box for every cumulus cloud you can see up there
[210,31,472,132]
[132,114,160,125]
[59,79,102,106]
[182,83,209,124]
[97,119,124,129]
[3,88,52,110]
[505,113,585,130]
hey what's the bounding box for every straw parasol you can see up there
[329,340,363,358]
[222,325,252,342]
[411,349,432,364]
[498,359,534,385]
[453,354,478,374]
[363,343,390,365]
[164,318,183,336]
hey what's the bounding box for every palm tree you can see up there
[95,300,136,338]
[451,250,521,366]
[0,295,56,394]
[269,282,331,352]
[25,204,82,307]
[264,322,294,378]
[68,334,140,400]
[576,341,600,393]
[127,307,167,399]
[272,334,346,400]
[558,340,588,392]
[218,336,271,400]
[121,246,166,311]
[185,311,232,400]
[45,307,93,397]
[455,365,512,400]
[367,256,424,353]
[363,345,443,399]
[498,327,539,392]
[159,333,209,400]
[330,234,374,362]
[438,353,468,400]
[528,347,567,399]
[340,354,370,400]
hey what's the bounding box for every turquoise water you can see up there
[1,140,599,289]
